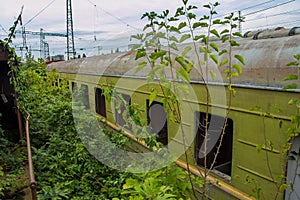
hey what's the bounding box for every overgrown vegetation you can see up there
[13,57,133,199]
[1,0,299,199]
[0,125,28,199]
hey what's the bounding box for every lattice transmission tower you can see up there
[66,0,75,60]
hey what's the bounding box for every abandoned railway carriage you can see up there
[48,27,300,200]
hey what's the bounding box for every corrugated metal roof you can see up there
[48,28,300,89]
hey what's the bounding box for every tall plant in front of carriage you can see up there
[126,0,245,198]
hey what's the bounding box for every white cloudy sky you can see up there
[0,0,299,59]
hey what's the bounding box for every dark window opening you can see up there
[58,78,62,87]
[95,88,106,117]
[115,93,131,128]
[147,100,168,146]
[81,84,90,109]
[71,81,77,92]
[54,79,59,87]
[194,112,233,176]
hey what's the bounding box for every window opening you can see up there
[147,100,168,146]
[194,112,233,176]
[95,88,106,117]
[71,81,77,92]
[81,84,90,109]
[115,93,131,128]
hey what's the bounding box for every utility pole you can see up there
[21,26,28,59]
[16,29,66,61]
[43,42,50,61]
[66,0,76,60]
[40,28,45,59]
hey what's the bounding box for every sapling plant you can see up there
[131,0,244,198]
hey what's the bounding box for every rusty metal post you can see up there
[25,112,37,200]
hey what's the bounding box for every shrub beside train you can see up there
[48,27,300,200]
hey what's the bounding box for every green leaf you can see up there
[149,90,158,106]
[256,144,263,152]
[187,5,198,10]
[233,64,242,74]
[220,29,229,35]
[169,36,178,42]
[230,40,240,47]
[194,34,206,41]
[283,83,298,89]
[154,32,166,40]
[222,35,229,43]
[283,74,298,81]
[169,17,179,22]
[210,70,216,80]
[169,26,180,34]
[233,32,243,37]
[187,13,196,19]
[203,4,211,9]
[213,19,223,25]
[209,54,218,64]
[234,54,245,65]
[193,22,208,29]
[210,42,219,52]
[178,22,187,30]
[131,44,142,50]
[228,84,236,96]
[231,24,238,29]
[135,48,146,60]
[175,56,185,68]
[294,54,300,60]
[175,56,192,72]
[219,59,228,67]
[179,34,191,43]
[286,61,299,67]
[135,61,147,73]
[169,42,179,51]
[199,46,210,53]
[177,69,190,82]
[123,178,139,189]
[287,99,299,105]
[218,49,227,56]
[149,50,166,60]
[182,46,192,57]
[210,29,220,38]
[250,106,262,111]
[146,32,154,38]
[279,184,288,193]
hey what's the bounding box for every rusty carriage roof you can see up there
[48,27,300,90]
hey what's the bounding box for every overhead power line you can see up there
[247,8,300,22]
[85,0,141,31]
[22,0,57,27]
[240,0,275,12]
[216,0,275,18]
[0,24,8,34]
[245,19,300,30]
[244,0,296,16]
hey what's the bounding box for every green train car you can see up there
[48,27,300,200]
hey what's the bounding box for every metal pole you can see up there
[238,11,242,34]
[25,111,37,200]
